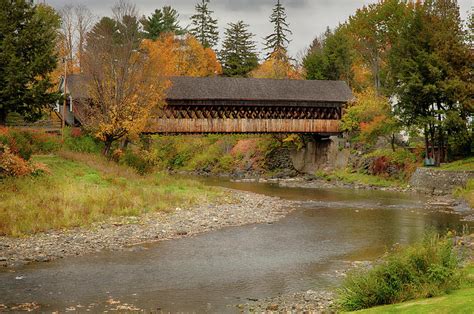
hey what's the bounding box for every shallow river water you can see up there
[1,180,473,312]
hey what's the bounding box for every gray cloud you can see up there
[45,0,472,58]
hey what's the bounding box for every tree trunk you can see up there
[424,128,430,162]
[120,138,129,150]
[103,139,113,157]
[391,134,396,152]
[429,124,437,166]
[0,110,7,126]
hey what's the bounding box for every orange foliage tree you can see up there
[142,33,222,77]
[250,50,300,79]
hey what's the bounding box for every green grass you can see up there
[0,152,223,237]
[440,157,474,171]
[352,287,474,313]
[327,169,404,188]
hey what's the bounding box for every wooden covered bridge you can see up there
[63,76,353,135]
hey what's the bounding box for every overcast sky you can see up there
[45,0,473,58]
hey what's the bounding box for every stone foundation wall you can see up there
[289,137,350,174]
[409,168,474,195]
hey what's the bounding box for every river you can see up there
[1,179,472,312]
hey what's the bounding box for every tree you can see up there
[341,88,400,151]
[142,33,222,77]
[59,4,75,63]
[189,0,219,49]
[82,1,168,155]
[387,0,473,164]
[0,1,60,124]
[303,26,354,85]
[263,0,292,60]
[250,49,300,79]
[141,6,185,40]
[74,5,94,72]
[219,21,258,77]
[346,0,407,92]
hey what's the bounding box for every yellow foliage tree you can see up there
[142,33,222,77]
[250,50,301,79]
[81,5,170,155]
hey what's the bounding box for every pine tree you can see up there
[220,21,258,77]
[0,1,60,124]
[263,0,292,59]
[189,0,219,49]
[142,6,185,40]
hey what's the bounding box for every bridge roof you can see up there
[167,77,353,103]
[66,75,353,104]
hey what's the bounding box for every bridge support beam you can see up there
[147,118,340,134]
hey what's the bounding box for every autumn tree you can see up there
[142,33,222,77]
[189,0,219,49]
[141,6,185,40]
[0,1,60,124]
[82,1,168,155]
[346,0,407,92]
[263,0,292,60]
[341,88,400,151]
[220,21,258,77]
[250,49,300,79]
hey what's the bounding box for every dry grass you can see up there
[0,152,223,237]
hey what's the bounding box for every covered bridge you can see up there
[63,75,353,134]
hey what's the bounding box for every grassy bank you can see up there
[318,169,405,188]
[352,264,474,313]
[337,233,470,312]
[0,152,222,237]
[440,157,474,171]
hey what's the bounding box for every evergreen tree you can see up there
[220,21,258,77]
[263,0,292,59]
[142,6,185,40]
[303,27,354,85]
[189,0,219,49]
[0,1,60,124]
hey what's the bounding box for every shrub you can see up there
[337,232,464,311]
[0,129,60,160]
[120,149,155,175]
[0,144,32,177]
[63,128,103,153]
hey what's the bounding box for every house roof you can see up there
[66,75,353,104]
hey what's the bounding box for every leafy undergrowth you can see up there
[440,157,474,171]
[0,152,223,237]
[337,233,466,312]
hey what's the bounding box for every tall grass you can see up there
[336,233,464,311]
[0,153,223,237]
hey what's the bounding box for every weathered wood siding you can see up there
[146,118,340,134]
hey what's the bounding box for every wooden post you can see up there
[62,58,69,140]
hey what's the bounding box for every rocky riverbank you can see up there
[0,189,298,269]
